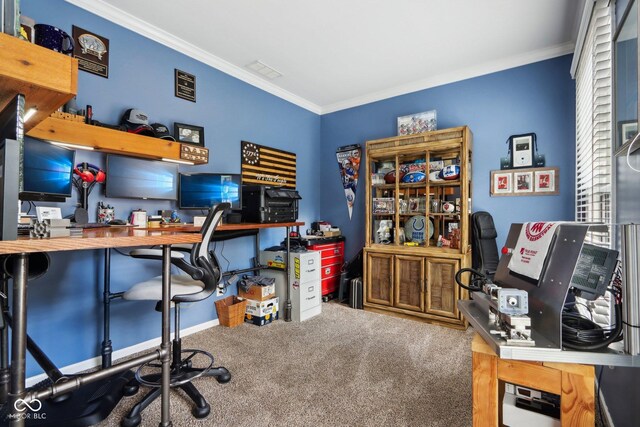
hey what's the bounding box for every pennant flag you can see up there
[335,144,362,219]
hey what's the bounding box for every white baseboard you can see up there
[26,319,219,387]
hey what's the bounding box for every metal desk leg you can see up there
[10,254,28,427]
[101,248,112,369]
[284,226,292,322]
[159,245,172,427]
[0,271,10,404]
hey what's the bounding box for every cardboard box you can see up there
[322,229,341,237]
[244,297,279,326]
[245,310,279,326]
[238,283,276,301]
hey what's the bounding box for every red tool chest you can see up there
[306,238,345,296]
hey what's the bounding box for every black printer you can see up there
[242,185,301,223]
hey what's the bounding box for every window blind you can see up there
[573,0,613,327]
[575,0,612,248]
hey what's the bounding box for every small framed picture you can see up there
[490,171,512,196]
[397,110,437,136]
[372,197,395,214]
[619,120,638,146]
[534,168,559,194]
[513,171,533,193]
[174,123,204,146]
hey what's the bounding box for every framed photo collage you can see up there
[490,167,559,197]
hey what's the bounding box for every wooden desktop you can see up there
[155,221,304,232]
[0,227,202,427]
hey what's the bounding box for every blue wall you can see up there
[21,0,320,377]
[320,55,576,259]
[21,1,576,378]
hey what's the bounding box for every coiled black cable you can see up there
[562,286,623,351]
[454,267,489,292]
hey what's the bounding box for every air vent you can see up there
[246,60,282,79]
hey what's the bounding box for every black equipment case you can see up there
[242,185,301,223]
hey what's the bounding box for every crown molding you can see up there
[66,0,574,117]
[65,0,323,114]
[320,41,575,115]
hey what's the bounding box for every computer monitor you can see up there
[105,155,178,201]
[569,243,619,300]
[19,138,75,202]
[179,173,241,210]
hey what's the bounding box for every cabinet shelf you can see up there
[372,180,461,190]
[364,126,472,329]
[0,33,77,131]
[27,116,209,164]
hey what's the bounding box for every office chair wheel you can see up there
[192,401,210,418]
[135,349,214,388]
[123,382,139,396]
[213,367,231,383]
[120,413,141,427]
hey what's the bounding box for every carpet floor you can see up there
[99,302,474,426]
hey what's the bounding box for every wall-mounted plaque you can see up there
[180,144,209,163]
[72,26,109,78]
[175,69,196,102]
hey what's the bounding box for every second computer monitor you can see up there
[179,173,241,210]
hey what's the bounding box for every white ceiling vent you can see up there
[246,60,282,79]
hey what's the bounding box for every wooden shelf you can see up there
[0,33,206,165]
[372,180,461,190]
[0,33,77,131]
[27,116,209,164]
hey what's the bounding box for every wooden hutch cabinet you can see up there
[364,126,472,329]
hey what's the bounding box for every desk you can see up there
[157,221,304,232]
[219,221,303,322]
[0,227,202,427]
[158,221,304,322]
[471,333,595,427]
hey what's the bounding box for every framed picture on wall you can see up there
[535,170,556,193]
[534,169,558,193]
[513,171,533,193]
[491,167,559,197]
[490,171,512,196]
[174,123,204,146]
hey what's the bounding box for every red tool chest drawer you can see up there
[307,239,345,296]
[321,262,341,278]
[321,275,341,296]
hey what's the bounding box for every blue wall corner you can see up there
[320,55,576,260]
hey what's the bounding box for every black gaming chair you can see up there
[120,203,231,427]
[470,211,500,280]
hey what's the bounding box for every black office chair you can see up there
[470,211,500,280]
[121,203,231,427]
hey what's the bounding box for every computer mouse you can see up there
[108,219,126,226]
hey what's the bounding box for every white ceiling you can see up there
[67,0,585,114]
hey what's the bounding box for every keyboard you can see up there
[68,222,110,229]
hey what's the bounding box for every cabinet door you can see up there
[366,252,393,306]
[425,258,460,318]
[394,255,424,312]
